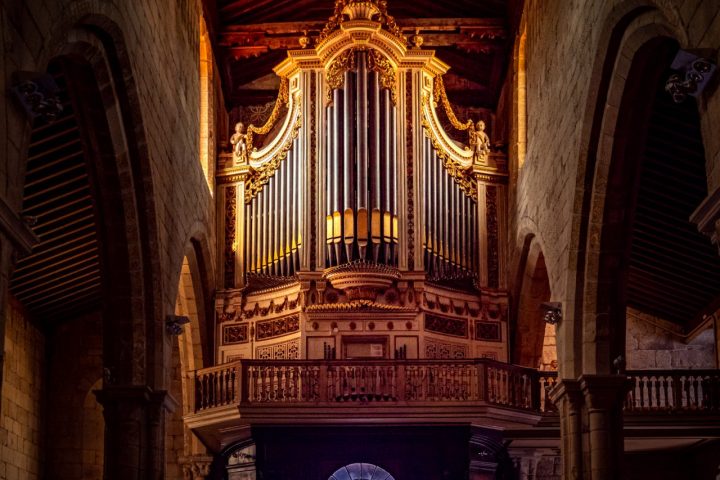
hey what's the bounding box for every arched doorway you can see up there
[329,463,396,480]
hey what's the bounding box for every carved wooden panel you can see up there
[424,313,468,338]
[223,323,250,345]
[425,338,468,359]
[475,321,501,342]
[256,314,300,340]
[256,338,300,359]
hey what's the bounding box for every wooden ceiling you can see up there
[627,70,720,330]
[9,63,102,323]
[210,0,514,108]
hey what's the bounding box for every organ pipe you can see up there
[239,48,479,281]
[422,136,479,280]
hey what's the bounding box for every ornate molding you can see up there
[405,71,415,270]
[224,186,237,288]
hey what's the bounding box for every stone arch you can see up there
[56,18,162,387]
[563,3,686,376]
[167,235,214,476]
[512,234,552,368]
[32,14,165,480]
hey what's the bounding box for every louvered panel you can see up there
[9,64,102,323]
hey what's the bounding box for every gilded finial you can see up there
[411,28,423,48]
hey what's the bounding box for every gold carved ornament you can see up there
[317,0,405,44]
[325,49,356,105]
[244,95,303,203]
[433,75,473,131]
[325,48,397,105]
[367,48,397,105]
[421,92,477,201]
[246,77,290,151]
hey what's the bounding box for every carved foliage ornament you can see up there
[325,49,397,105]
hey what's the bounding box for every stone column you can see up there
[549,380,583,480]
[579,375,630,480]
[95,386,175,480]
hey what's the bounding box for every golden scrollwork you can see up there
[244,97,303,203]
[325,49,357,104]
[318,0,405,45]
[433,75,473,131]
[421,93,477,201]
[368,48,397,105]
[246,77,290,151]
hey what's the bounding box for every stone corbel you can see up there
[690,185,720,256]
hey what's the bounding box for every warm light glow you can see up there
[199,19,214,194]
[516,28,527,169]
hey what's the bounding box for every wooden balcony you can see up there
[184,360,720,451]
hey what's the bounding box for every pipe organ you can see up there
[216,0,509,366]
[325,50,398,267]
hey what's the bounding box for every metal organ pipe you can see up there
[323,49,399,267]
[356,52,369,259]
[423,136,479,280]
[370,72,381,263]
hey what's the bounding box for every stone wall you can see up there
[0,297,44,480]
[625,307,715,370]
[0,0,218,383]
[509,0,720,374]
[45,312,103,479]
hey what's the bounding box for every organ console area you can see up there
[215,0,509,365]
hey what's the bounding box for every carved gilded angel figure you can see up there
[468,120,490,164]
[230,121,249,164]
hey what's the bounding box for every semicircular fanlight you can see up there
[328,462,395,480]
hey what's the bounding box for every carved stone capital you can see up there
[548,378,582,414]
[179,455,214,480]
[579,374,632,411]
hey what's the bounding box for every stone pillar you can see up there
[549,380,583,480]
[550,375,630,480]
[95,386,175,480]
[579,375,630,480]
[180,455,214,480]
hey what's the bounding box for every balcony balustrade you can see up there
[190,361,720,419]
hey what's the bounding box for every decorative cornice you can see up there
[306,299,413,312]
